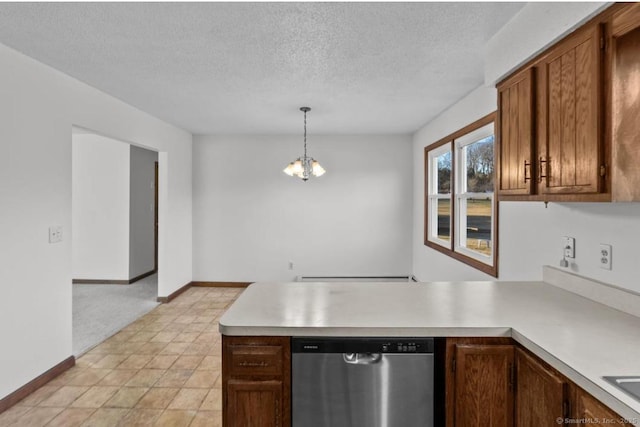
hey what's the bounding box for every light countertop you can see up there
[220,278,640,421]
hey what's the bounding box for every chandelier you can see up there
[283,107,326,181]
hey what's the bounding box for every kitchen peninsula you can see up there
[220,267,640,426]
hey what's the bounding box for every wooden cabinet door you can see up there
[454,344,515,427]
[497,68,536,196]
[227,380,284,427]
[611,3,640,201]
[574,387,634,426]
[515,348,567,426]
[538,23,603,195]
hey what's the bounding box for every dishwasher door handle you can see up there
[343,353,382,365]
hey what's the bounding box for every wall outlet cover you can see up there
[599,244,612,270]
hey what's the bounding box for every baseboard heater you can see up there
[296,275,417,283]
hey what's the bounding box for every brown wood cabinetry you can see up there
[537,24,604,196]
[574,387,635,426]
[497,3,640,202]
[222,336,290,427]
[454,345,515,426]
[445,338,515,426]
[515,347,568,426]
[497,22,605,201]
[497,68,536,196]
[227,380,284,427]
[445,338,635,427]
[611,3,640,201]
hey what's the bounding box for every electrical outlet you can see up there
[288,261,294,270]
[599,244,612,270]
[49,226,63,243]
[563,236,575,259]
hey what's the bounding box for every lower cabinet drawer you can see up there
[228,344,283,376]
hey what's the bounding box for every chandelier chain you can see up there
[303,109,307,159]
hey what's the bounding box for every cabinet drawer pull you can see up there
[538,156,549,183]
[524,160,532,183]
[239,361,269,368]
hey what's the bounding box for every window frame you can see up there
[426,142,453,248]
[424,112,498,277]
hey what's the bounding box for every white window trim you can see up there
[426,143,452,248]
[454,122,495,266]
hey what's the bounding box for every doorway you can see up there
[71,126,160,355]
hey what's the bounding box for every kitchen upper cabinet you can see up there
[222,336,290,427]
[448,340,515,427]
[537,23,604,196]
[497,68,535,196]
[515,348,568,426]
[496,3,640,202]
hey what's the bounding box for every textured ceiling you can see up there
[0,2,524,134]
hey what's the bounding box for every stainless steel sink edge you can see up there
[603,376,640,402]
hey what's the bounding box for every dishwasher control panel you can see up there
[292,337,434,354]
[384,342,424,353]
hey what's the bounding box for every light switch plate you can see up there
[563,236,575,259]
[49,226,62,243]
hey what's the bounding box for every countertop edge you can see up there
[218,325,513,338]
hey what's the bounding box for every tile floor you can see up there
[0,287,243,427]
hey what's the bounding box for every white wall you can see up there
[412,85,640,293]
[72,133,130,280]
[499,202,640,290]
[129,145,158,278]
[0,42,192,400]
[193,134,413,282]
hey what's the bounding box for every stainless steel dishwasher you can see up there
[292,337,434,427]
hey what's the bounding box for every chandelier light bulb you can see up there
[292,159,303,174]
[312,160,325,177]
[283,163,295,176]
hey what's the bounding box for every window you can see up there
[424,113,497,276]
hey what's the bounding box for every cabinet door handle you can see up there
[275,397,281,426]
[524,160,532,183]
[538,156,549,183]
